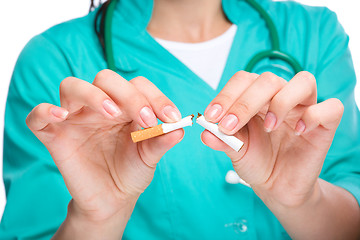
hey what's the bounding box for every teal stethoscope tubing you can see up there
[103,0,303,74]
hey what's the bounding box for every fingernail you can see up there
[103,99,121,117]
[163,105,181,122]
[204,104,222,121]
[140,106,158,127]
[51,107,69,119]
[219,114,238,132]
[295,120,306,136]
[264,112,277,132]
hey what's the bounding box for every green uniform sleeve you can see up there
[0,34,72,239]
[316,9,360,205]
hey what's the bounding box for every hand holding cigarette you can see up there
[199,71,356,238]
[131,115,194,142]
[26,71,187,235]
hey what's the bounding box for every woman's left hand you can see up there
[201,71,344,208]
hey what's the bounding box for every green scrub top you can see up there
[1,0,360,239]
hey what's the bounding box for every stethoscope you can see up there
[94,0,303,186]
[94,0,303,74]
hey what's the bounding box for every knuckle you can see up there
[26,104,48,127]
[260,72,284,88]
[60,77,76,93]
[233,70,248,79]
[153,95,170,107]
[298,71,315,82]
[133,96,149,109]
[299,71,316,88]
[216,92,234,105]
[130,76,149,85]
[330,98,344,116]
[93,69,116,85]
[232,100,251,115]
[37,103,49,112]
[249,72,259,79]
[96,69,115,79]
[306,106,319,121]
[232,70,257,82]
[271,95,288,111]
[36,104,51,119]
[260,71,276,81]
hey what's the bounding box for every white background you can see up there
[0,0,359,218]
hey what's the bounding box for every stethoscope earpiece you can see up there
[225,170,251,187]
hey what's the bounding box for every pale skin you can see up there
[25,0,360,239]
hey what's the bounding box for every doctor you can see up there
[1,0,360,239]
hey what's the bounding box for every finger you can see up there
[219,72,286,135]
[265,71,317,132]
[130,76,182,123]
[26,103,68,133]
[204,71,258,123]
[92,69,157,128]
[138,129,185,167]
[60,77,122,119]
[295,98,344,135]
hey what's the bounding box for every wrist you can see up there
[69,195,138,221]
[255,179,360,239]
[253,178,323,211]
[53,198,138,240]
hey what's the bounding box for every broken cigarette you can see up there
[196,113,244,152]
[131,115,194,143]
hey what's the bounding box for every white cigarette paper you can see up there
[196,114,244,152]
[131,115,193,142]
[162,115,193,133]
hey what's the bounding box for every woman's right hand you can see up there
[26,70,184,238]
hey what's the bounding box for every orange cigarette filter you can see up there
[131,125,164,143]
[131,115,194,143]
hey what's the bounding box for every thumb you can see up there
[137,129,185,167]
[201,116,272,185]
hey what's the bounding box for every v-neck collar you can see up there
[109,0,271,91]
[142,26,242,95]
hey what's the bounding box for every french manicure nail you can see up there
[295,120,306,136]
[205,104,222,121]
[264,112,277,132]
[140,106,158,127]
[163,105,182,122]
[219,114,238,132]
[51,107,69,119]
[103,99,121,117]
